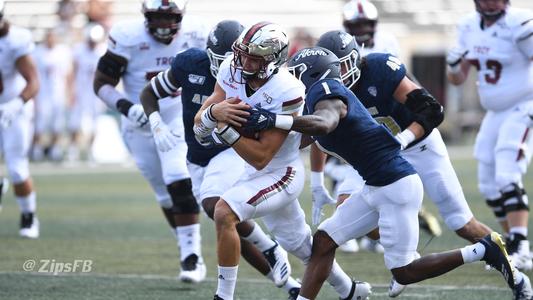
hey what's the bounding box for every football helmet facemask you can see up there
[206,20,244,78]
[342,0,378,47]
[474,0,509,22]
[230,22,289,84]
[287,47,341,92]
[142,0,186,44]
[316,30,361,89]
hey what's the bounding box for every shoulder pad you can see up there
[108,20,146,48]
[505,7,533,28]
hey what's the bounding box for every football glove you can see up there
[446,47,468,73]
[127,104,149,128]
[310,171,336,226]
[244,106,277,131]
[149,112,180,152]
[0,97,25,128]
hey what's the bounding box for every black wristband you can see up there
[116,99,133,116]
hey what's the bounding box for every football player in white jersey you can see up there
[342,0,400,57]
[32,29,72,162]
[67,23,106,162]
[0,0,40,238]
[448,0,533,272]
[195,22,371,300]
[93,0,209,283]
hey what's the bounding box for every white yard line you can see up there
[0,271,508,291]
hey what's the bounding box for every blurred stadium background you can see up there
[1,0,533,299]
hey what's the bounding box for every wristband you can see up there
[201,104,218,129]
[216,125,241,146]
[395,129,416,150]
[310,171,325,188]
[275,115,293,130]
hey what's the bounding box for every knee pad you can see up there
[501,183,529,212]
[485,197,506,221]
[167,178,199,214]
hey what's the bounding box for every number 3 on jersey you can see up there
[468,59,502,84]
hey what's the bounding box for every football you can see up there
[235,125,260,140]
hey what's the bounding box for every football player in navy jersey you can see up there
[244,46,530,300]
[314,30,521,295]
[139,20,301,299]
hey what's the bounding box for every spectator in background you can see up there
[55,0,79,44]
[85,0,112,31]
[288,27,315,58]
[66,23,106,163]
[32,29,72,162]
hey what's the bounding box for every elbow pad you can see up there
[405,88,444,135]
[96,52,127,81]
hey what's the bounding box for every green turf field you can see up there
[0,152,532,299]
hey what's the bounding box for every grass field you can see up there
[0,150,532,300]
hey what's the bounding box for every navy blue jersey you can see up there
[170,48,228,166]
[306,78,415,186]
[353,53,415,136]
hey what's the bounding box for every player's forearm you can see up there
[310,143,327,172]
[291,115,334,136]
[194,95,222,126]
[233,137,276,170]
[406,122,425,140]
[140,84,160,117]
[447,62,469,85]
[20,79,39,102]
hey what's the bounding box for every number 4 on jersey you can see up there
[386,56,402,71]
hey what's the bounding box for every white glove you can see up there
[127,104,149,128]
[310,171,336,226]
[446,47,468,73]
[0,97,24,128]
[149,112,180,152]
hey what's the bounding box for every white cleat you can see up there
[388,277,406,298]
[338,239,359,253]
[341,280,372,300]
[510,240,533,271]
[178,254,206,283]
[359,236,384,253]
[19,213,39,239]
[263,242,291,287]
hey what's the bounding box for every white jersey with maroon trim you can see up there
[217,55,306,171]
[33,43,72,105]
[107,17,209,105]
[0,25,34,104]
[457,7,533,112]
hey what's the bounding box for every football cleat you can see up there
[19,213,39,239]
[178,254,206,283]
[287,287,300,300]
[263,241,291,287]
[0,177,9,212]
[388,277,406,298]
[507,234,533,271]
[480,232,516,289]
[359,236,384,253]
[418,208,442,237]
[340,280,372,300]
[213,295,225,300]
[513,273,533,300]
[338,239,359,253]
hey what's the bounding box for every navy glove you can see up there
[243,106,277,132]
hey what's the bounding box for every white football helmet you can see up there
[230,22,289,83]
[142,0,187,44]
[342,0,379,47]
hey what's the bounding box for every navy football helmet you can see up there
[316,30,361,89]
[287,47,341,92]
[206,20,244,78]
